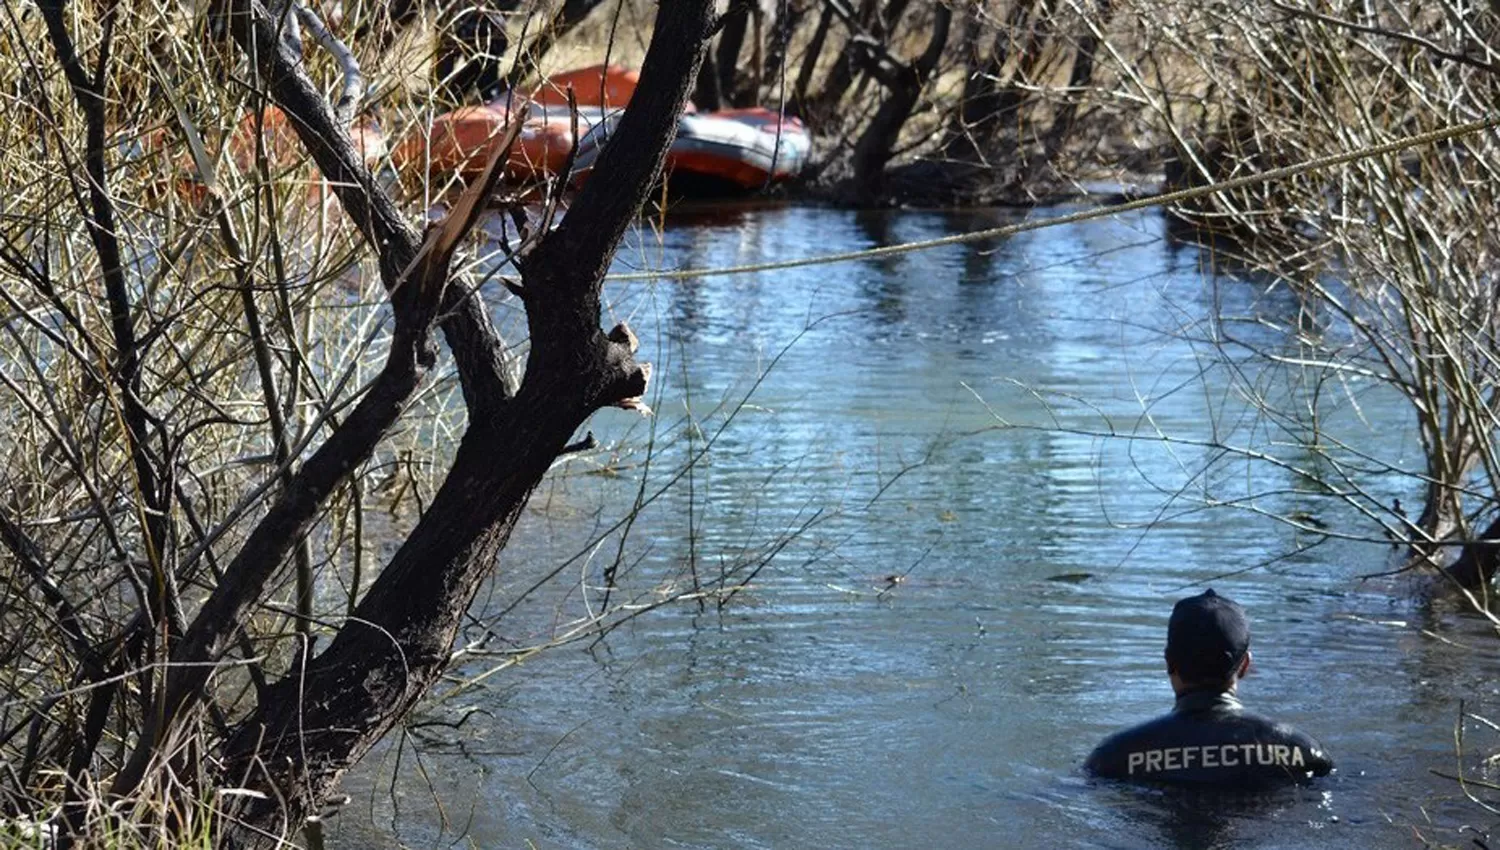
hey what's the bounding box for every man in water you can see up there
[1085,589,1334,784]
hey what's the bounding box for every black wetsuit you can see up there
[1085,690,1333,785]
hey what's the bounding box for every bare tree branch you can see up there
[293,3,365,125]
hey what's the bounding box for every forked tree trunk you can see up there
[70,0,717,844]
[220,1,714,839]
[848,4,951,203]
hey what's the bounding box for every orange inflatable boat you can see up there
[570,107,811,193]
[394,66,813,195]
[528,64,639,109]
[392,66,640,182]
[392,102,593,180]
[664,108,811,191]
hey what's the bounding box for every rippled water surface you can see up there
[331,205,1500,849]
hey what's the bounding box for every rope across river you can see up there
[604,115,1500,283]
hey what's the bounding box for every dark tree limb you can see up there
[37,0,173,623]
[108,4,529,802]
[221,0,515,413]
[848,3,951,203]
[215,199,315,634]
[219,1,715,838]
[816,0,917,96]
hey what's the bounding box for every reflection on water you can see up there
[330,205,1500,849]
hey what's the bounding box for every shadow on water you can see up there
[936,208,1015,287]
[851,209,908,329]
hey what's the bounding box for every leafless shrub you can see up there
[0,0,743,845]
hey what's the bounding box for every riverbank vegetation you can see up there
[4,0,1500,846]
[0,0,726,845]
[1124,1,1500,604]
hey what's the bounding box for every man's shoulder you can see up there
[1085,705,1334,783]
[1234,708,1331,755]
[1084,713,1177,777]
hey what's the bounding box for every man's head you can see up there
[1165,589,1252,694]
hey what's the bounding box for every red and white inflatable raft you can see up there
[391,65,635,181]
[395,65,811,193]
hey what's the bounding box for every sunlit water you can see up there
[329,205,1500,849]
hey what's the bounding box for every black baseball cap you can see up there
[1166,589,1250,682]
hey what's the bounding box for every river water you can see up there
[331,205,1500,849]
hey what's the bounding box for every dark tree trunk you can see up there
[694,51,724,111]
[792,4,834,116]
[804,0,880,126]
[943,0,1053,163]
[1446,513,1500,590]
[715,6,750,105]
[436,7,511,102]
[214,0,716,840]
[1405,430,1481,582]
[363,0,526,103]
[698,4,774,111]
[848,5,951,204]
